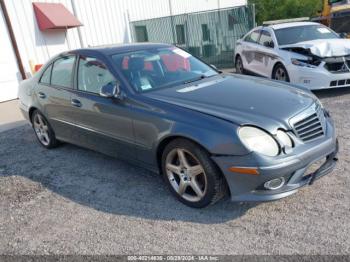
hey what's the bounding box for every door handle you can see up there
[71,99,82,107]
[38,92,46,99]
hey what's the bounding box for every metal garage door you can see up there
[0,7,21,102]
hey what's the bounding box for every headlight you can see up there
[238,126,279,157]
[291,58,317,68]
[276,130,293,148]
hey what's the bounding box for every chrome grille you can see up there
[291,104,326,142]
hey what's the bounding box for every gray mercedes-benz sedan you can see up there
[18,43,338,208]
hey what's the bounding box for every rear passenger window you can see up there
[40,64,52,84]
[244,30,260,43]
[77,56,116,94]
[51,56,75,88]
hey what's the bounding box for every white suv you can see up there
[234,21,350,90]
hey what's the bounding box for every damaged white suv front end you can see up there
[235,22,350,90]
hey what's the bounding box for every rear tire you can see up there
[272,63,290,82]
[31,110,59,149]
[161,139,227,208]
[235,55,245,74]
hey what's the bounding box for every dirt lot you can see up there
[0,88,350,255]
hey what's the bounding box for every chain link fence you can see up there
[130,5,255,69]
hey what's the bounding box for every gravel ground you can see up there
[0,88,350,255]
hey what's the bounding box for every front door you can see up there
[69,55,135,159]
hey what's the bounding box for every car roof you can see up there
[72,43,173,56]
[268,21,320,30]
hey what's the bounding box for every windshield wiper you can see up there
[183,75,208,85]
[183,75,206,84]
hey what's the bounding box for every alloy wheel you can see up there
[165,148,207,202]
[33,114,50,146]
[274,67,287,81]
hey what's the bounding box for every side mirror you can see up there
[263,41,274,48]
[100,82,120,98]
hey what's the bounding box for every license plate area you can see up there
[303,158,327,178]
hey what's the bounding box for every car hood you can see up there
[281,39,350,57]
[144,75,316,131]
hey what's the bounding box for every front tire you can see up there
[31,110,59,149]
[272,63,290,82]
[161,139,227,208]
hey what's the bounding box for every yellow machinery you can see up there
[314,0,350,37]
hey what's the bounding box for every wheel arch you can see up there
[156,135,216,174]
[235,53,242,66]
[28,106,39,123]
[271,61,288,79]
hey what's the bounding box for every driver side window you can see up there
[77,56,116,94]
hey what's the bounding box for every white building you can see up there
[0,0,247,102]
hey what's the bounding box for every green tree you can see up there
[249,0,323,25]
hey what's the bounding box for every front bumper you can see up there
[286,63,350,90]
[212,120,338,202]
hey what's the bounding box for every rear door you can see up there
[69,55,135,159]
[255,29,278,77]
[35,55,77,141]
[241,29,262,74]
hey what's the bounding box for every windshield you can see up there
[275,25,340,45]
[111,47,218,92]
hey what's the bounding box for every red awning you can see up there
[33,2,82,31]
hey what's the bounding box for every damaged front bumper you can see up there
[287,62,350,90]
[212,120,338,202]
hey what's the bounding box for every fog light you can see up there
[264,177,285,190]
